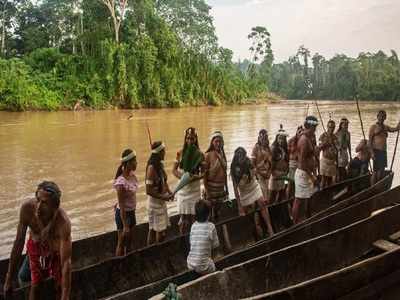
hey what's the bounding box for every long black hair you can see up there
[115,149,135,179]
[271,135,289,163]
[231,147,252,185]
[36,181,62,209]
[146,141,166,193]
[179,127,200,170]
[206,132,227,167]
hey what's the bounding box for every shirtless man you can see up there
[348,139,371,178]
[203,131,228,221]
[292,116,319,224]
[4,181,71,300]
[287,126,303,199]
[319,120,339,188]
[368,110,400,183]
[251,129,272,203]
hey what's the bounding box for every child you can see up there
[187,201,220,274]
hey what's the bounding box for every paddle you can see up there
[355,97,373,172]
[390,128,400,171]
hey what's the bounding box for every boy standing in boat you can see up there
[292,116,319,223]
[251,129,272,203]
[203,131,228,221]
[187,201,219,275]
[4,181,72,300]
[319,119,339,188]
[368,110,400,183]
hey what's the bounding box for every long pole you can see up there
[355,98,373,172]
[145,121,152,148]
[390,130,400,171]
[314,100,326,133]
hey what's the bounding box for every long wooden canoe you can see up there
[153,195,400,300]
[0,174,379,300]
[0,173,372,287]
[243,238,400,299]
[106,172,395,300]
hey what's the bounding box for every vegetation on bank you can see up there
[0,0,273,111]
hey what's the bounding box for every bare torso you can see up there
[204,150,227,184]
[251,144,272,179]
[369,123,388,151]
[298,133,317,174]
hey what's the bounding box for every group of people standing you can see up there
[4,110,400,299]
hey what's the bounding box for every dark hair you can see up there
[271,135,288,165]
[179,127,200,170]
[304,115,318,129]
[336,118,348,134]
[231,147,252,185]
[115,149,135,179]
[195,201,210,222]
[146,141,166,193]
[36,181,62,209]
[206,132,227,168]
[257,129,269,146]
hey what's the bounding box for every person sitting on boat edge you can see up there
[319,119,339,188]
[173,127,205,235]
[368,110,400,183]
[336,117,352,182]
[292,116,319,224]
[231,147,274,238]
[269,125,289,203]
[287,126,303,200]
[146,141,174,245]
[251,129,272,203]
[348,139,371,178]
[4,181,72,300]
[187,201,220,275]
[203,131,229,222]
[114,148,139,256]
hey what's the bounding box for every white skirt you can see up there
[148,197,170,232]
[177,180,201,215]
[239,179,263,207]
[294,169,314,199]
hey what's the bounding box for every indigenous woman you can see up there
[287,126,303,199]
[269,126,289,203]
[335,117,351,181]
[231,147,274,237]
[146,141,174,245]
[203,131,228,222]
[251,129,272,203]
[319,119,339,188]
[173,127,204,234]
[114,149,138,256]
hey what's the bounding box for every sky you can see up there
[208,0,400,62]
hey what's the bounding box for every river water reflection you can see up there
[1,100,399,258]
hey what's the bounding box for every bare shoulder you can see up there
[20,199,36,222]
[56,208,71,237]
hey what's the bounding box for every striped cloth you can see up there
[187,221,219,274]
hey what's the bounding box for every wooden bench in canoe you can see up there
[152,187,400,300]
[243,235,400,299]
[0,173,373,289]
[105,172,394,300]
[0,173,382,300]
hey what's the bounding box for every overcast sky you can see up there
[208,0,400,62]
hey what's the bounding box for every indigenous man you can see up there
[335,118,352,181]
[319,119,339,188]
[146,141,174,245]
[287,126,303,199]
[4,181,72,300]
[269,125,289,204]
[348,139,371,178]
[251,129,272,203]
[368,110,400,183]
[292,116,319,224]
[203,131,228,222]
[172,127,204,234]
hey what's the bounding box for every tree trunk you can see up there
[1,1,6,57]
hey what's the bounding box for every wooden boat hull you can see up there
[106,172,395,300]
[244,245,400,299]
[155,199,400,300]
[0,174,378,300]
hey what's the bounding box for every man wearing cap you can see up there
[203,131,228,221]
[292,116,319,224]
[269,125,289,203]
[251,129,272,202]
[319,119,339,188]
[368,110,400,183]
[4,181,72,300]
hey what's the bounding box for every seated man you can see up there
[4,181,72,300]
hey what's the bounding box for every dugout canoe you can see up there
[0,173,379,300]
[243,234,400,300]
[106,172,394,300]
[0,172,372,287]
[153,190,400,300]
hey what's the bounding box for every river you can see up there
[1,100,399,258]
